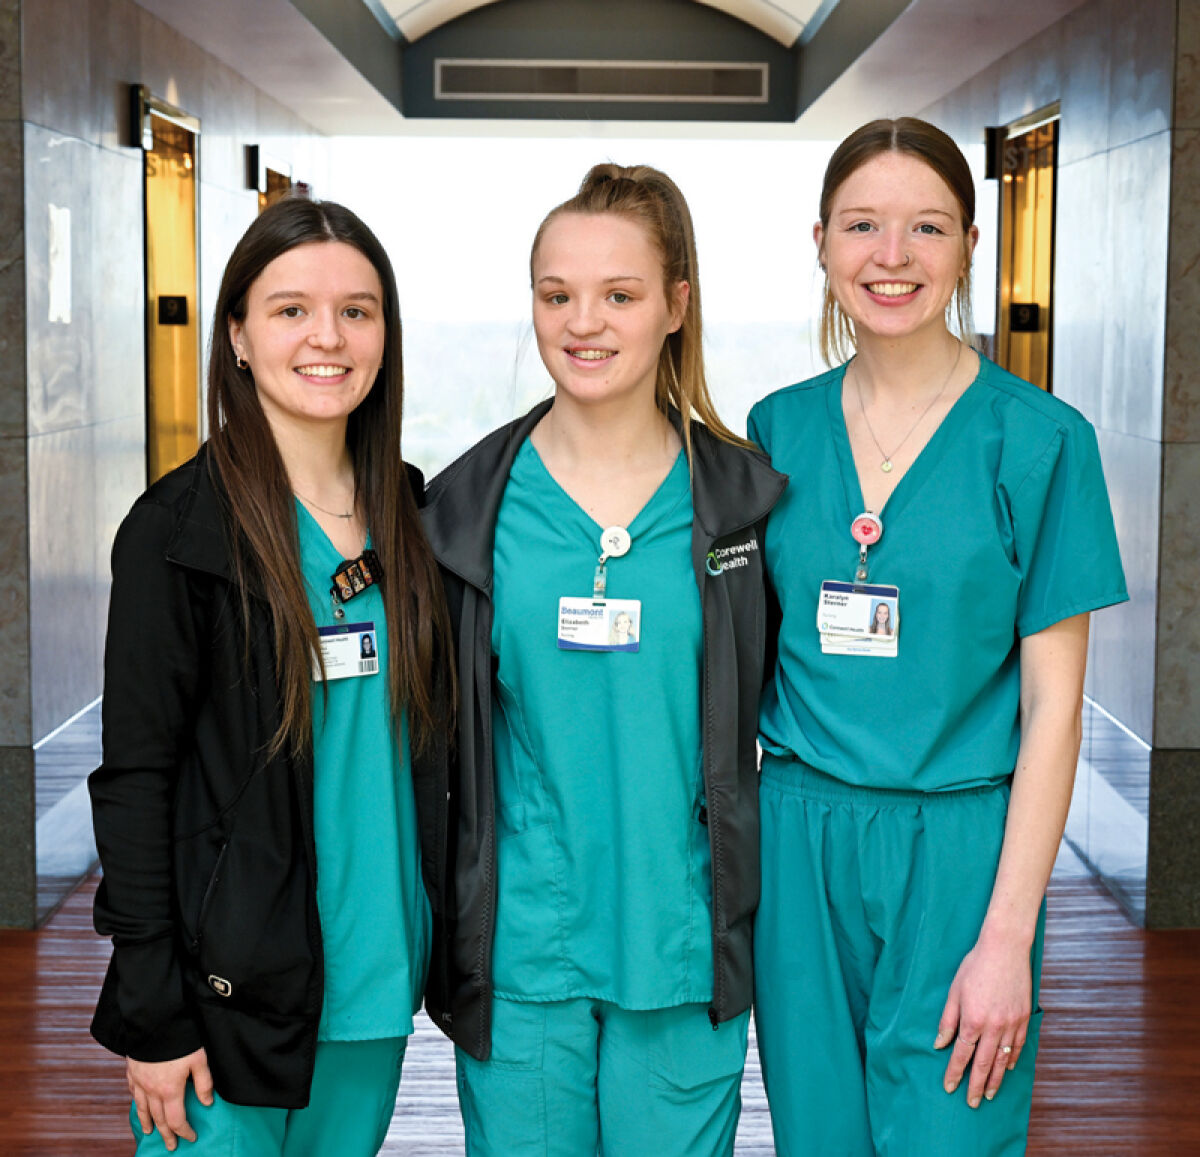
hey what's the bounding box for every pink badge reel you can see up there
[850,512,883,547]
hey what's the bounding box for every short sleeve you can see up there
[1012,417,1128,637]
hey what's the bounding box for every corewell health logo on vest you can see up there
[705,539,758,576]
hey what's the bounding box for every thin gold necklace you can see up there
[853,340,962,473]
[294,490,355,520]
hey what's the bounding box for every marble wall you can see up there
[1158,3,1200,750]
[21,0,331,742]
[923,0,1172,746]
[922,0,1198,926]
[1147,1,1200,926]
[0,0,34,927]
[0,0,331,926]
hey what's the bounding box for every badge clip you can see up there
[850,512,883,585]
[592,526,630,601]
[329,549,382,620]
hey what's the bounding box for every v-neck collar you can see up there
[294,497,370,563]
[295,498,339,565]
[520,439,689,543]
[422,399,786,593]
[827,358,987,528]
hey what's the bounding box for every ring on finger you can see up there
[1000,1044,1013,1055]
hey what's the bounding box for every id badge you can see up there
[817,581,899,658]
[313,621,380,680]
[557,597,641,652]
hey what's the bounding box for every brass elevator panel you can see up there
[997,119,1057,392]
[144,110,200,483]
[260,167,293,212]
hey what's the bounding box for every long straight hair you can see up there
[208,195,451,757]
[530,163,751,453]
[817,117,978,365]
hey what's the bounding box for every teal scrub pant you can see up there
[456,996,749,1156]
[130,1037,407,1156]
[755,756,1045,1157]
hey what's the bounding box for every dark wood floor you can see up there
[2,861,1198,1156]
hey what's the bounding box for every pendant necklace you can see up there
[294,489,355,520]
[854,340,962,473]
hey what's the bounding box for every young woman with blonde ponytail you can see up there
[422,164,786,1155]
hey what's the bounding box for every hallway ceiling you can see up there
[133,0,1092,135]
[135,0,408,133]
[801,0,1092,137]
[374,0,831,46]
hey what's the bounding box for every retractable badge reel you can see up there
[315,550,384,681]
[816,510,899,657]
[329,549,382,620]
[558,525,641,653]
[594,525,631,598]
[850,512,883,582]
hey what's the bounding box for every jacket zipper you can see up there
[702,592,723,1031]
[437,726,454,1027]
[699,516,768,1030]
[191,838,230,952]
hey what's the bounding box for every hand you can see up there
[127,1048,214,1151]
[933,933,1032,1108]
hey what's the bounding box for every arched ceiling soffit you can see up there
[378,0,831,46]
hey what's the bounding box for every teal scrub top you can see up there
[748,356,1128,793]
[489,440,712,1008]
[296,504,430,1041]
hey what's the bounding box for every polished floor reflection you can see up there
[2,849,1198,1155]
[34,702,101,923]
[1066,697,1151,922]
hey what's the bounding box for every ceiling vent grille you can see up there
[435,58,768,103]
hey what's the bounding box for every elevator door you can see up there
[996,119,1057,392]
[144,108,200,483]
[260,165,294,212]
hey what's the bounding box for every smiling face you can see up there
[228,240,385,436]
[816,151,977,347]
[532,212,687,411]
[874,602,891,627]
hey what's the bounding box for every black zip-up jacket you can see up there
[88,446,445,1108]
[420,401,787,1060]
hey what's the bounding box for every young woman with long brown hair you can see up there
[421,164,786,1155]
[88,196,451,1155]
[749,118,1127,1155]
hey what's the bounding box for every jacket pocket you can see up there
[175,827,230,950]
[188,829,315,1015]
[192,837,230,949]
